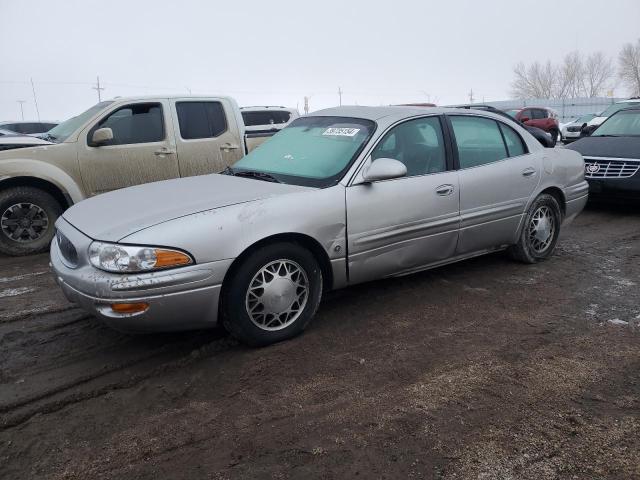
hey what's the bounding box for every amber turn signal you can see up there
[154,249,192,268]
[110,302,149,314]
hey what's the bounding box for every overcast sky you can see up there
[1,0,639,122]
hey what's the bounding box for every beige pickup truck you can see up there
[0,95,274,255]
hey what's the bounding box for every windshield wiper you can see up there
[230,169,282,183]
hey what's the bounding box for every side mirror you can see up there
[91,127,113,145]
[520,116,530,123]
[362,158,407,183]
[580,124,595,137]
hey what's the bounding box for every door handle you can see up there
[435,184,454,196]
[522,167,536,177]
[220,143,239,151]
[154,147,175,156]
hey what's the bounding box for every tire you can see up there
[221,242,323,347]
[508,194,562,264]
[549,129,558,147]
[0,186,63,256]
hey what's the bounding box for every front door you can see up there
[346,116,460,285]
[78,100,180,196]
[447,114,541,254]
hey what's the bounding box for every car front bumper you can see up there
[50,217,234,333]
[587,176,640,199]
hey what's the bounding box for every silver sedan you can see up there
[51,106,588,346]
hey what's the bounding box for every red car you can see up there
[505,107,560,145]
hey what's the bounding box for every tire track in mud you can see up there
[0,332,237,430]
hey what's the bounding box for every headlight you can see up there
[88,241,193,273]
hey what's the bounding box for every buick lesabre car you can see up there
[51,106,588,346]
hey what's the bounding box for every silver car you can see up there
[51,106,588,346]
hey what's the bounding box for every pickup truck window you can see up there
[91,103,164,146]
[242,110,291,126]
[232,116,375,187]
[176,101,227,139]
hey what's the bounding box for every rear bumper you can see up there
[50,218,233,332]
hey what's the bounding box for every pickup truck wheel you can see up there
[0,187,62,256]
[508,194,561,264]
[221,242,323,347]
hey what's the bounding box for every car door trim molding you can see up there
[460,200,526,229]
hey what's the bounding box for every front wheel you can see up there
[508,194,562,264]
[221,242,323,347]
[549,129,559,147]
[0,186,62,256]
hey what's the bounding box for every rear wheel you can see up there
[0,186,62,256]
[221,242,323,347]
[508,194,562,264]
[549,129,559,147]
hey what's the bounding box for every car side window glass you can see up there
[520,109,532,120]
[532,109,546,120]
[176,101,227,139]
[371,116,447,177]
[498,123,527,157]
[450,116,508,168]
[93,103,164,146]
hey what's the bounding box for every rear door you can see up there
[78,100,180,196]
[346,115,460,284]
[447,114,541,254]
[171,99,244,177]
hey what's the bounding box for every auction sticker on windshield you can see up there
[322,127,360,137]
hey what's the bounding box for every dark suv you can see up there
[505,107,560,145]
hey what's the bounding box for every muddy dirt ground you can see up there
[0,202,639,480]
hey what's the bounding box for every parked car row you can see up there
[0,120,58,136]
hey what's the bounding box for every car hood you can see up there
[566,136,640,159]
[63,173,311,241]
[0,136,53,151]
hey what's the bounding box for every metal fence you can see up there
[484,97,623,123]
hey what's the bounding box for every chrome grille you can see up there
[56,230,78,267]
[567,126,582,132]
[584,157,640,179]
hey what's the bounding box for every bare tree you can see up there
[618,39,640,96]
[511,60,556,99]
[556,51,584,98]
[581,52,615,97]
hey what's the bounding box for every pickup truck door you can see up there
[170,98,244,177]
[78,100,180,196]
[346,116,460,284]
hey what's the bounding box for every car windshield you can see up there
[575,114,595,124]
[592,110,640,137]
[46,101,114,142]
[231,116,376,187]
[599,101,640,118]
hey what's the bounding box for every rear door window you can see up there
[498,123,527,157]
[176,101,227,139]
[532,109,548,120]
[449,116,509,168]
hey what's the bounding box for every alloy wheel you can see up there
[1,203,50,243]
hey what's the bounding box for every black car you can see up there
[448,105,554,147]
[567,106,640,199]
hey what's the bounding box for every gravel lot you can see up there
[1,202,639,480]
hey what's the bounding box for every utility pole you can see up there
[468,88,475,104]
[30,78,41,121]
[17,100,26,120]
[92,76,105,102]
[338,86,343,106]
[303,96,309,115]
